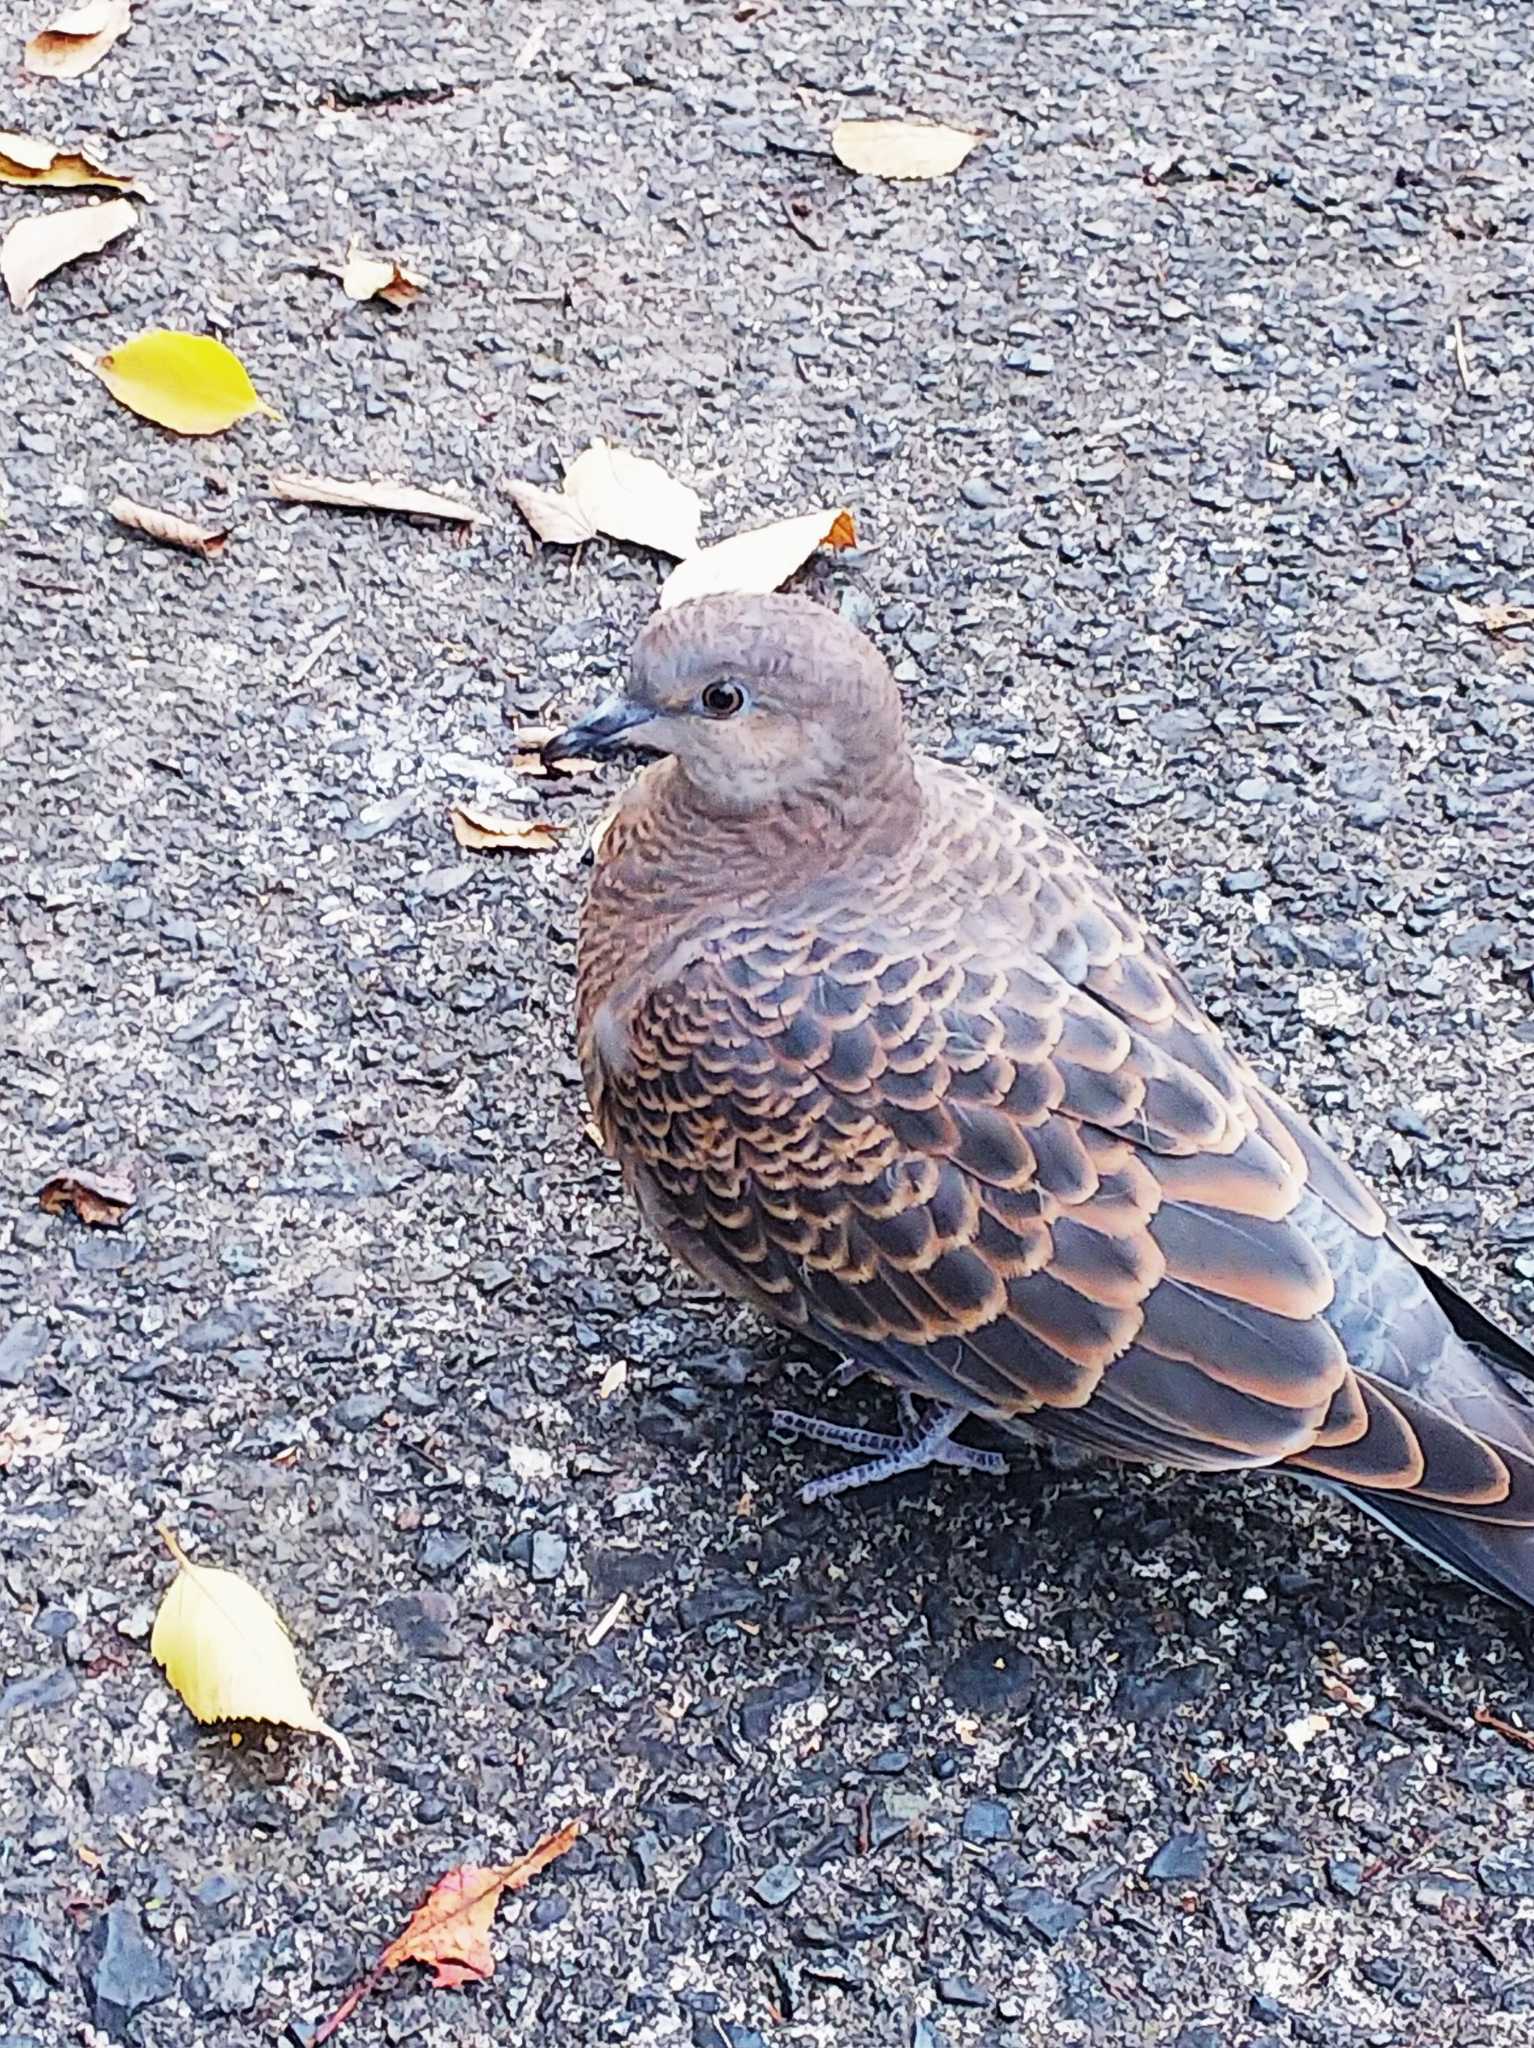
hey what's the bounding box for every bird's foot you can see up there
[771,1391,1008,1504]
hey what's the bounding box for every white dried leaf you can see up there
[563,439,701,558]
[658,507,856,610]
[831,118,981,181]
[2,196,135,311]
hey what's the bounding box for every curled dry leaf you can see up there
[1450,595,1534,634]
[109,494,228,557]
[340,238,426,307]
[70,329,278,434]
[2,195,135,311]
[22,0,131,79]
[831,117,982,181]
[150,1528,351,1761]
[270,472,483,524]
[507,440,700,556]
[311,1824,583,2044]
[449,803,563,853]
[659,506,856,610]
[0,130,141,191]
[38,1164,135,1226]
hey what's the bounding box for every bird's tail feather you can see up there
[1323,1482,1534,1615]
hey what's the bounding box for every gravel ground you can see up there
[4,3,1534,2045]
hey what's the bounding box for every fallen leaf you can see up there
[449,804,563,852]
[23,0,131,79]
[1449,595,1534,633]
[270,472,483,523]
[0,130,142,191]
[831,117,981,181]
[109,494,228,556]
[312,1824,582,2044]
[503,478,597,545]
[340,237,426,308]
[658,506,856,609]
[564,439,701,556]
[2,196,135,311]
[150,1528,351,1760]
[72,329,278,434]
[37,1164,135,1226]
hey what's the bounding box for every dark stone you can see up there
[934,1974,988,2007]
[383,1591,463,1659]
[507,1530,567,1581]
[960,1799,1012,1844]
[0,1913,61,1986]
[943,1639,1034,1711]
[1327,1856,1364,1899]
[1146,1830,1211,1885]
[1010,1887,1087,1943]
[80,1903,174,2040]
[679,1580,761,1628]
[416,1529,471,1580]
[0,1668,76,1722]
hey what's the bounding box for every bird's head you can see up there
[542,593,907,819]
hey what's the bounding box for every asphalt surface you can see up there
[4,3,1534,2045]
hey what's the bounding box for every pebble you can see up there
[509,1530,568,1582]
[416,1529,471,1580]
[753,1864,803,1906]
[331,1392,389,1432]
[81,1902,174,2038]
[1147,1831,1211,1884]
[0,1317,48,1387]
[961,1800,1012,1844]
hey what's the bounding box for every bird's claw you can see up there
[771,1392,1008,1502]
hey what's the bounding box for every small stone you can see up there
[1146,1830,1211,1885]
[1351,648,1401,684]
[959,477,1007,509]
[416,1529,471,1580]
[82,1902,174,2039]
[416,862,476,898]
[935,1973,988,2007]
[383,1591,463,1660]
[331,1392,389,1432]
[0,1317,48,1387]
[187,1933,268,2017]
[1326,1856,1364,1899]
[509,1530,567,1582]
[753,1863,803,1906]
[961,1800,1012,1844]
[0,1669,76,1722]
[944,1639,1034,1711]
[1480,1849,1534,1899]
[1010,1887,1086,1943]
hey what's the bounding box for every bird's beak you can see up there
[541,693,656,766]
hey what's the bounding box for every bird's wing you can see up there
[604,903,1534,1529]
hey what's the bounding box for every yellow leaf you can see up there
[562,439,702,558]
[77,330,279,436]
[2,196,136,312]
[150,1529,350,1760]
[23,0,131,81]
[658,507,857,610]
[0,130,142,191]
[831,117,981,181]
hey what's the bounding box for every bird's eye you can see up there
[699,679,748,718]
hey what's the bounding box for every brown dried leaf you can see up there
[38,1165,135,1227]
[312,1824,582,2044]
[0,130,141,191]
[2,196,135,311]
[449,804,563,853]
[658,507,856,610]
[340,238,426,307]
[1449,595,1534,634]
[504,478,597,546]
[23,0,131,80]
[109,495,228,557]
[270,472,483,524]
[831,117,981,181]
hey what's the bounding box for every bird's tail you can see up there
[1286,1276,1534,1614]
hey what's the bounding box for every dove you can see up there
[543,593,1534,1612]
